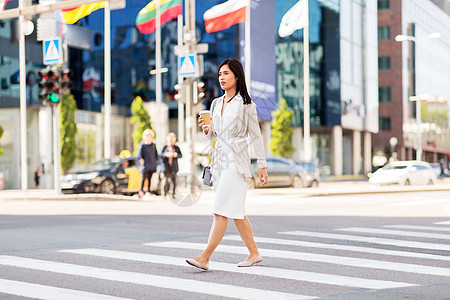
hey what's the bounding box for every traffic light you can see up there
[193,81,205,104]
[60,68,73,94]
[38,67,60,105]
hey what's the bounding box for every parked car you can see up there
[249,156,306,189]
[296,161,320,187]
[61,156,144,194]
[369,160,437,186]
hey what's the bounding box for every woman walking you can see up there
[186,58,268,271]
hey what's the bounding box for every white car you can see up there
[369,161,437,186]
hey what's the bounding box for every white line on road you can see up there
[279,231,450,252]
[0,256,313,300]
[434,221,450,225]
[223,235,450,262]
[145,241,450,277]
[0,278,130,300]
[337,227,450,240]
[60,248,415,290]
[384,225,450,232]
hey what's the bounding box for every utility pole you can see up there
[184,0,196,189]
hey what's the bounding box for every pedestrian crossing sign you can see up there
[43,38,62,65]
[178,54,197,77]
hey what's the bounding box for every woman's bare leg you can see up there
[233,216,260,260]
[193,214,228,264]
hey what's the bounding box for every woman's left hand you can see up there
[259,168,268,186]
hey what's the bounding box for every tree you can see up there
[60,93,77,173]
[270,99,295,158]
[131,96,153,154]
[0,124,4,155]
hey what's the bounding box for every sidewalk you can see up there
[1,179,450,201]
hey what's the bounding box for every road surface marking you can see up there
[61,248,414,290]
[223,235,450,262]
[0,278,129,300]
[0,256,313,300]
[337,227,450,240]
[279,231,450,251]
[145,241,450,277]
[434,221,450,225]
[384,225,450,232]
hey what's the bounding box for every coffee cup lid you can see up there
[199,110,210,114]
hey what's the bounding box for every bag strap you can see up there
[208,99,218,164]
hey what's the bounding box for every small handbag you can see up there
[202,166,213,187]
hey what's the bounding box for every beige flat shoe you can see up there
[237,254,262,267]
[186,258,209,271]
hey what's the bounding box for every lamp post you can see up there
[394,32,441,161]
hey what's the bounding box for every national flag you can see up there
[278,0,307,38]
[0,0,11,11]
[61,2,106,24]
[203,0,249,33]
[136,0,182,34]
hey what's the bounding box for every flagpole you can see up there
[244,0,250,93]
[156,0,162,149]
[104,1,111,159]
[177,14,184,142]
[303,0,311,162]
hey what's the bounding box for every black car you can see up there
[249,156,307,189]
[60,157,144,194]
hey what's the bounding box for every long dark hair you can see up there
[218,58,252,105]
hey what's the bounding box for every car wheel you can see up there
[310,180,319,188]
[100,179,115,194]
[428,179,434,185]
[292,176,304,188]
[404,179,410,186]
[248,178,256,189]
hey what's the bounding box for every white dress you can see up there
[211,98,249,219]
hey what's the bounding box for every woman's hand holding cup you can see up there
[199,110,211,135]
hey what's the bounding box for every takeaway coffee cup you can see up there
[199,110,211,125]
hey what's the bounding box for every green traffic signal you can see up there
[47,93,59,103]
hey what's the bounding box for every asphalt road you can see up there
[0,190,450,299]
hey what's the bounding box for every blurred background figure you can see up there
[34,167,41,189]
[137,129,158,198]
[161,132,182,197]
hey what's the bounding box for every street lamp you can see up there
[409,94,428,161]
[395,31,441,161]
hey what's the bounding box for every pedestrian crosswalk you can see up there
[1,221,450,299]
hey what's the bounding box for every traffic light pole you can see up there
[53,105,61,194]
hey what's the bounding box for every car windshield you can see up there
[86,158,121,171]
[384,165,407,170]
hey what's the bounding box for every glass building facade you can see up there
[0,0,380,188]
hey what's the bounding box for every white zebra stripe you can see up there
[61,248,415,290]
[337,227,450,240]
[279,230,450,252]
[223,235,450,262]
[384,225,450,232]
[0,256,313,300]
[434,221,450,225]
[0,278,129,300]
[145,241,450,277]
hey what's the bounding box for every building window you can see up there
[379,117,391,131]
[378,26,390,40]
[379,87,391,103]
[378,0,389,10]
[378,57,390,70]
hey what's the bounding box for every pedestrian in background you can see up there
[186,58,268,271]
[160,132,182,198]
[137,129,158,198]
[34,166,41,189]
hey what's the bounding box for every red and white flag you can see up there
[203,0,249,33]
[0,0,11,11]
